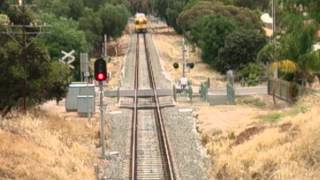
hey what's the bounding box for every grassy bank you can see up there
[0,110,99,180]
[203,94,320,180]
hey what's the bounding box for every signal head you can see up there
[94,58,107,81]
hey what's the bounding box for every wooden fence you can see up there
[268,78,306,103]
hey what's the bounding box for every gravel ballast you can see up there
[103,32,210,179]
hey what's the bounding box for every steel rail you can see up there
[130,33,139,180]
[143,33,176,180]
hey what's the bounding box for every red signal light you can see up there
[97,73,106,81]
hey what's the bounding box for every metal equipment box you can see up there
[77,95,95,117]
[65,83,95,112]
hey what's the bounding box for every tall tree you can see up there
[177,1,262,34]
[234,0,269,10]
[79,8,103,49]
[98,3,129,40]
[216,29,267,72]
[38,13,89,79]
[0,6,72,115]
[191,15,236,66]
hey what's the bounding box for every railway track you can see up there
[129,33,176,180]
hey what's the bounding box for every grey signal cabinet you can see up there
[77,95,95,117]
[65,83,95,112]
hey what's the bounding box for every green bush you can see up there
[216,29,267,73]
[239,63,264,86]
[191,15,236,65]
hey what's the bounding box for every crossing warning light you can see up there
[94,58,107,81]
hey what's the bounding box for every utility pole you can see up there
[104,34,108,59]
[182,37,186,78]
[272,0,278,78]
[0,0,48,112]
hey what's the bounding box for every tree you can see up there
[46,61,72,105]
[33,0,70,18]
[129,0,151,14]
[277,23,320,85]
[191,15,236,66]
[0,5,73,115]
[154,0,168,18]
[67,0,84,20]
[216,29,267,72]
[234,0,269,10]
[98,3,129,40]
[0,38,51,115]
[177,1,262,34]
[79,8,103,49]
[165,0,188,33]
[279,0,320,22]
[38,13,89,79]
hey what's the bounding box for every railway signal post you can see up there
[95,58,107,158]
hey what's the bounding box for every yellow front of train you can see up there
[135,13,147,33]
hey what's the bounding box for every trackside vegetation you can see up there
[151,0,320,87]
[0,0,130,115]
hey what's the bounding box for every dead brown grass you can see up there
[0,110,98,180]
[107,34,130,88]
[204,94,320,180]
[151,24,225,87]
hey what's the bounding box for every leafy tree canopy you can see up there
[38,13,89,60]
[0,4,78,114]
[177,0,262,34]
[234,0,269,10]
[216,28,267,72]
[98,3,129,40]
[191,15,236,65]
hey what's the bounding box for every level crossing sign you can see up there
[59,50,75,69]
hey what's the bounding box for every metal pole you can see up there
[104,34,107,60]
[99,81,106,158]
[182,37,186,77]
[99,35,107,157]
[103,35,109,84]
[87,63,91,123]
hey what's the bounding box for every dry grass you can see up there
[151,24,225,87]
[107,33,130,88]
[0,110,99,180]
[204,94,320,180]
